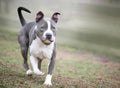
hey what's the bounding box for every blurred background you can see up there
[0,0,120,59]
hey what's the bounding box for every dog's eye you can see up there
[40,28,44,32]
[40,29,44,32]
[51,26,56,31]
[51,26,55,29]
[40,26,46,32]
[51,26,56,32]
[41,26,45,29]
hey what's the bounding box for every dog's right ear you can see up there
[36,11,44,22]
[52,12,60,23]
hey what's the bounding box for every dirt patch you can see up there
[57,49,120,67]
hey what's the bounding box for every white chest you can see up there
[30,38,54,59]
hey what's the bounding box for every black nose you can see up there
[46,33,52,40]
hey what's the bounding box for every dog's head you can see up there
[34,11,60,45]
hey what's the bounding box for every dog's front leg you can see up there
[44,51,56,86]
[30,56,44,75]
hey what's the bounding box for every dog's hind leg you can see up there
[18,32,33,75]
[20,45,33,75]
[21,46,29,70]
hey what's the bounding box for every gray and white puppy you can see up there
[17,7,60,86]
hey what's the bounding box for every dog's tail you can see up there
[17,7,31,26]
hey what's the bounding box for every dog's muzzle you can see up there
[46,33,52,40]
[42,33,53,45]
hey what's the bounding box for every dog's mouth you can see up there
[42,39,53,45]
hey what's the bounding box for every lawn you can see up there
[0,28,120,88]
[0,2,120,88]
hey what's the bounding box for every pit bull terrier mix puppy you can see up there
[17,7,60,86]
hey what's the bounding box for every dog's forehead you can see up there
[37,18,55,28]
[43,18,51,26]
[44,18,55,25]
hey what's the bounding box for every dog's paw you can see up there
[26,69,33,76]
[43,74,52,86]
[43,81,52,86]
[34,70,44,76]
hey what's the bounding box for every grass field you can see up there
[0,1,120,88]
[0,28,120,88]
[55,3,120,61]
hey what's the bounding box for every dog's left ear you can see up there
[36,11,44,22]
[52,12,60,23]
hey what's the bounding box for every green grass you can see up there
[0,4,120,87]
[0,29,120,88]
[0,1,120,88]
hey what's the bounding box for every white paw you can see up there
[44,81,52,86]
[26,69,33,76]
[34,70,44,75]
[43,74,52,86]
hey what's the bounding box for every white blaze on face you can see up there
[35,25,37,29]
[47,20,51,31]
[43,20,55,42]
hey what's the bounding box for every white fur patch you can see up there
[30,36,54,60]
[44,74,52,86]
[26,69,33,75]
[35,25,37,29]
[30,55,44,75]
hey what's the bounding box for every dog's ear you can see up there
[36,11,44,22]
[52,12,60,23]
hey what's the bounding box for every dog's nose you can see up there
[46,33,52,40]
